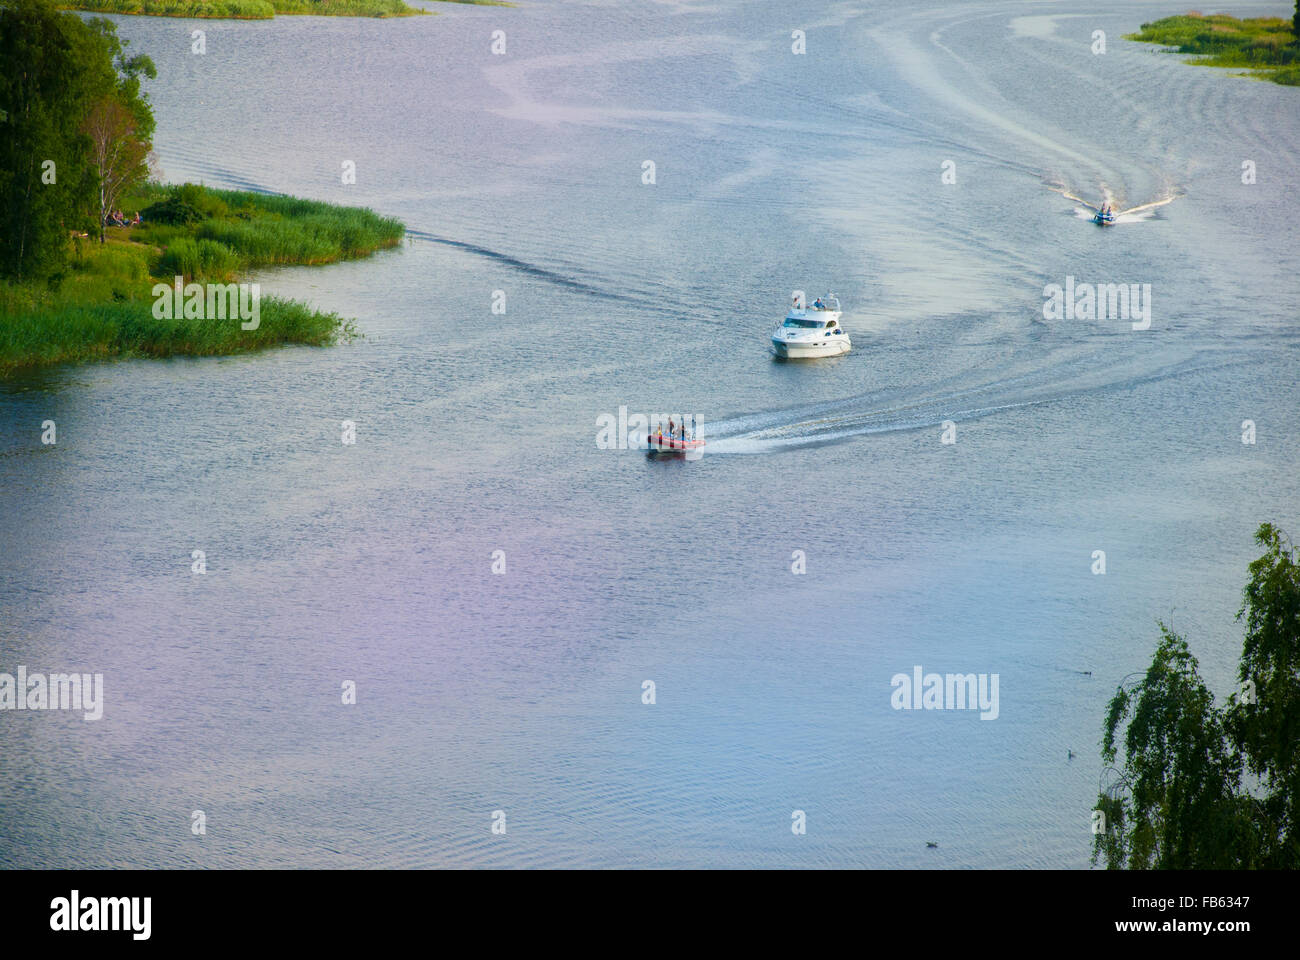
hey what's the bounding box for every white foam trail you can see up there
[1072,206,1157,223]
[1049,179,1182,222]
[699,352,1244,457]
[1118,193,1182,216]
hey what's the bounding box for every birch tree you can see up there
[82,95,149,243]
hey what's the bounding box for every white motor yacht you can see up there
[771,293,850,358]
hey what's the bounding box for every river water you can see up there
[1,0,1297,868]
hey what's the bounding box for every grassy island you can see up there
[1126,13,1300,85]
[56,0,509,20]
[0,183,404,375]
[1,0,407,376]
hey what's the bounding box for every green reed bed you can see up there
[60,0,278,18]
[1126,14,1300,85]
[131,184,405,278]
[191,206,407,268]
[271,0,428,15]
[0,298,352,373]
[0,183,397,375]
[57,0,513,19]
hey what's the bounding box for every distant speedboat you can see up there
[646,434,705,460]
[1092,209,1116,225]
[647,421,704,461]
[771,293,850,359]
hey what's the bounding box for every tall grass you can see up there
[1,240,148,314]
[60,0,277,18]
[1270,65,1300,86]
[1126,15,1299,84]
[59,0,517,18]
[156,237,242,282]
[56,0,460,17]
[271,0,429,15]
[0,298,354,375]
[1,183,398,375]
[193,208,403,267]
[132,184,405,276]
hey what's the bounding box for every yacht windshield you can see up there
[783,317,825,328]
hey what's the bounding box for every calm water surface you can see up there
[1,0,1297,867]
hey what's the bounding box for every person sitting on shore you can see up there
[132,212,141,225]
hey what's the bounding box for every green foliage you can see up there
[1,237,145,312]
[194,208,403,267]
[1269,64,1300,85]
[136,183,406,269]
[0,296,352,373]
[1126,14,1299,85]
[56,0,514,17]
[0,4,397,371]
[155,236,240,282]
[0,232,359,373]
[0,0,113,279]
[1,182,400,372]
[141,194,203,226]
[0,0,156,274]
[56,0,443,18]
[1226,524,1300,866]
[271,0,431,15]
[99,16,156,143]
[1095,525,1300,869]
[60,0,277,17]
[1094,626,1254,869]
[141,184,218,225]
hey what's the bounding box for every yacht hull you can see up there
[771,337,851,359]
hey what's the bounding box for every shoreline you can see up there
[1126,13,1300,86]
[0,183,404,377]
[56,0,511,19]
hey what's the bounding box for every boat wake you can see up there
[1046,179,1182,225]
[699,348,1243,456]
[404,228,643,305]
[154,148,670,313]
